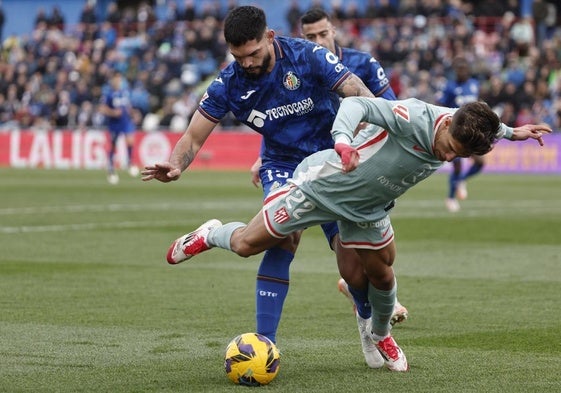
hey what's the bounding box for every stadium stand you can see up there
[0,0,559,132]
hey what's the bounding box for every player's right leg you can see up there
[166,219,225,264]
[166,208,288,264]
[446,157,463,212]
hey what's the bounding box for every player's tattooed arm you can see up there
[337,73,376,98]
[179,148,196,171]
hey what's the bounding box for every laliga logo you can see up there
[138,133,172,165]
[283,71,300,90]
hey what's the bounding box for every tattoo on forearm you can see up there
[338,74,375,98]
[181,149,195,170]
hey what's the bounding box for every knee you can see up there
[230,237,259,258]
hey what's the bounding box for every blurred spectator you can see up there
[179,0,196,22]
[106,2,121,25]
[532,0,549,47]
[79,2,97,25]
[286,0,301,35]
[49,5,65,31]
[509,16,534,56]
[0,1,5,43]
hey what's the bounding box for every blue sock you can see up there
[448,171,461,198]
[255,247,294,344]
[347,285,371,319]
[461,162,483,180]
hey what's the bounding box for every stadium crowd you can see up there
[0,0,559,132]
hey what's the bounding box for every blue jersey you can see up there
[335,45,396,100]
[436,77,479,108]
[198,36,351,168]
[101,87,135,134]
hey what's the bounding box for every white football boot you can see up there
[166,219,222,264]
[374,334,409,372]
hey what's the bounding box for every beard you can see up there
[241,53,272,80]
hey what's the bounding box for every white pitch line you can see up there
[1,200,559,234]
[0,220,174,234]
[0,201,259,215]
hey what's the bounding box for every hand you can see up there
[511,124,552,146]
[250,156,262,188]
[334,143,359,173]
[141,162,182,182]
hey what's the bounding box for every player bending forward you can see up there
[151,97,550,371]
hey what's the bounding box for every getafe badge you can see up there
[283,71,301,90]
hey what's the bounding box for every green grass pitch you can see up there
[1,168,560,392]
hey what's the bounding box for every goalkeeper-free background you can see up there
[1,169,560,392]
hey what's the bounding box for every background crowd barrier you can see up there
[0,129,559,173]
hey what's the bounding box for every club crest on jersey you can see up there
[283,71,301,90]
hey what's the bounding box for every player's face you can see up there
[433,119,470,162]
[110,74,122,90]
[301,18,336,53]
[454,63,470,82]
[229,30,274,80]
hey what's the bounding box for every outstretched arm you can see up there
[509,124,552,146]
[142,111,217,182]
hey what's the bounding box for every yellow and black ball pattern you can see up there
[224,332,280,386]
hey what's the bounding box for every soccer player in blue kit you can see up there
[99,71,138,185]
[436,56,481,212]
[161,96,551,372]
[142,5,389,368]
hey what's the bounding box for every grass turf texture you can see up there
[1,168,560,392]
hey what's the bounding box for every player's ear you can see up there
[265,29,275,43]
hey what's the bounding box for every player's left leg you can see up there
[457,154,485,200]
[254,167,297,344]
[340,218,408,371]
[357,244,409,372]
[124,132,139,177]
[446,157,463,211]
[332,234,383,368]
[107,132,120,184]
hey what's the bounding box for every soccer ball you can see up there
[224,332,280,386]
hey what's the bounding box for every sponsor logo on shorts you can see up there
[357,216,390,229]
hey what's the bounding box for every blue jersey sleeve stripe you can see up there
[331,71,352,91]
[197,107,221,123]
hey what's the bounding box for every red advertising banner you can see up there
[0,129,262,170]
[0,129,559,173]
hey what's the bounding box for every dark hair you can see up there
[224,6,267,46]
[450,101,500,155]
[452,56,469,69]
[300,8,330,25]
